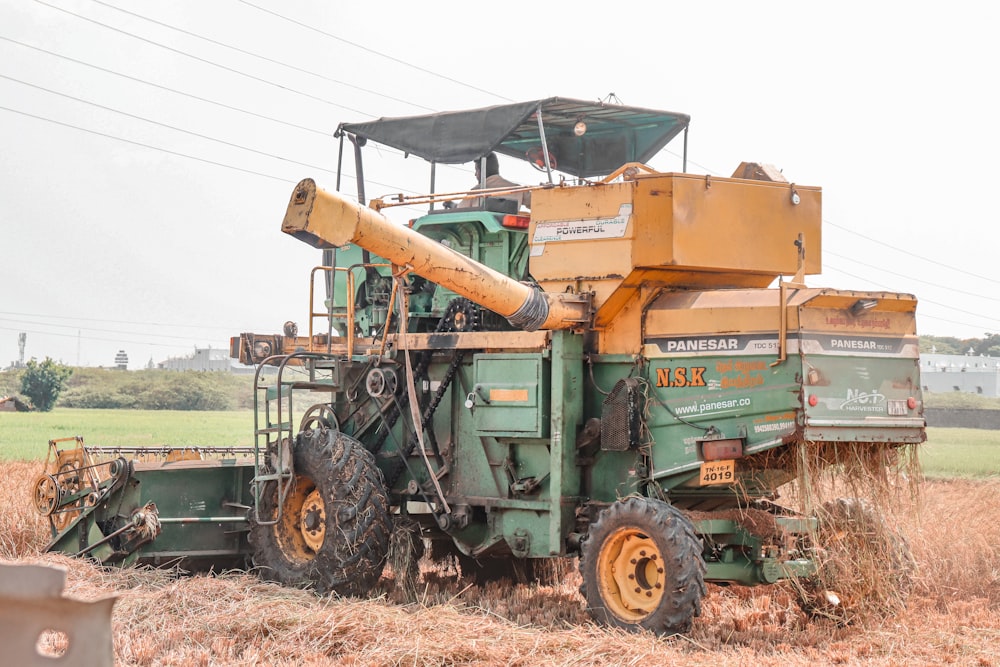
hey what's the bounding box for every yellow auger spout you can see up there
[281,179,589,331]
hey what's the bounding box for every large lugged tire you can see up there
[580,497,706,635]
[250,428,392,597]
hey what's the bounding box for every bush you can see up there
[56,368,255,411]
[127,373,233,411]
[58,386,139,409]
[20,358,73,412]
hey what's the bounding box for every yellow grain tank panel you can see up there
[635,174,821,276]
[527,173,821,290]
[643,289,800,340]
[528,181,637,283]
[640,288,919,360]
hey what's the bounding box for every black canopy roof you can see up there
[337,97,690,178]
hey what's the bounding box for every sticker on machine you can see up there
[531,204,632,243]
[648,334,786,356]
[806,334,905,355]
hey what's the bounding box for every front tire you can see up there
[250,428,391,596]
[580,497,705,635]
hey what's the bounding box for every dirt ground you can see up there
[3,460,998,666]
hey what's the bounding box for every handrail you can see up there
[307,262,392,359]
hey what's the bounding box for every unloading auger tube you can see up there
[281,179,589,331]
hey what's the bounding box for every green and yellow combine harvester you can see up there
[33,98,925,634]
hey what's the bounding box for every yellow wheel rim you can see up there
[276,475,324,562]
[597,527,665,622]
[300,488,326,553]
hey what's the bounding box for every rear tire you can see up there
[250,428,391,596]
[580,497,705,635]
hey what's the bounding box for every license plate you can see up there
[887,399,907,416]
[699,459,736,486]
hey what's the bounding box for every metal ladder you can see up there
[250,352,342,525]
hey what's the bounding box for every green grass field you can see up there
[2,410,997,477]
[921,427,1000,478]
[0,408,254,460]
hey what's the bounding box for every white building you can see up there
[920,352,1000,397]
[158,347,255,374]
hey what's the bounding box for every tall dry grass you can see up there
[908,478,1000,605]
[1,460,49,558]
[2,460,998,666]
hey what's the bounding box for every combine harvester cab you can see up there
[40,97,925,636]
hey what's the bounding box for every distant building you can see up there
[0,396,31,412]
[158,347,256,374]
[921,352,1000,397]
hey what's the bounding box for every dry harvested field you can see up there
[3,459,998,667]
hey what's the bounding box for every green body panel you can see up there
[698,516,817,585]
[472,353,549,437]
[801,349,925,442]
[649,352,797,488]
[48,459,253,569]
[581,351,802,504]
[131,460,253,564]
[415,331,583,558]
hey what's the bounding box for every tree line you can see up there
[919,333,1000,357]
[1,361,254,412]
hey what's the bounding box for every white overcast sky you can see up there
[1,1,998,369]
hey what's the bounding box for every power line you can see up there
[0,102,430,217]
[825,250,1000,303]
[1,104,297,182]
[238,0,511,103]
[0,324,225,348]
[0,316,226,343]
[0,34,331,137]
[88,0,436,113]
[0,310,238,331]
[825,219,1000,286]
[823,262,1000,328]
[34,0,372,116]
[914,313,997,335]
[0,73,341,175]
[1,37,462,196]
